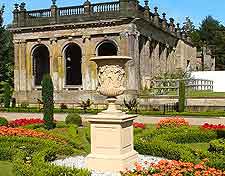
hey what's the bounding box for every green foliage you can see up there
[190,16,225,70]
[208,139,225,155]
[80,99,92,112]
[60,103,68,110]
[46,125,90,154]
[21,102,29,108]
[134,126,225,170]
[0,117,8,126]
[2,82,12,108]
[178,80,186,112]
[0,27,14,86]
[11,98,16,108]
[124,97,138,112]
[0,136,90,176]
[41,74,55,130]
[65,113,82,126]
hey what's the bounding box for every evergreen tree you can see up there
[190,16,225,70]
[0,5,14,85]
[41,74,55,130]
[178,80,186,112]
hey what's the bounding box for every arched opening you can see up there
[97,41,118,56]
[64,43,82,86]
[32,45,50,86]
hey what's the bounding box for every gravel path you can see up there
[52,155,164,176]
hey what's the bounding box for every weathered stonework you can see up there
[10,0,197,105]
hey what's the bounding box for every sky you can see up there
[1,0,225,27]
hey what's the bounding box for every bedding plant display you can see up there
[0,116,225,175]
[121,159,225,176]
[9,118,45,127]
[134,117,225,172]
[0,120,91,176]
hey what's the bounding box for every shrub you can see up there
[2,82,12,108]
[21,102,29,108]
[60,103,68,110]
[11,97,16,108]
[156,127,217,143]
[80,99,92,112]
[157,117,189,128]
[124,98,138,112]
[135,138,197,163]
[209,139,225,155]
[178,80,186,112]
[42,74,55,130]
[0,117,8,126]
[0,136,90,176]
[65,113,82,126]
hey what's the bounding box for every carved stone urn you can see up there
[86,56,138,172]
[91,56,131,113]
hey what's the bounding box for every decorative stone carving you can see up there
[98,65,125,97]
[91,56,131,113]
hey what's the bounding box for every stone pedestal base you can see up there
[85,112,138,172]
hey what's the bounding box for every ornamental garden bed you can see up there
[0,116,224,175]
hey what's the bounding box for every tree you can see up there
[2,82,12,108]
[41,74,55,130]
[0,5,14,85]
[178,80,186,112]
[190,16,225,70]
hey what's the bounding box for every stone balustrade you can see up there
[11,0,189,42]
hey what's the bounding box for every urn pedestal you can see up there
[85,56,138,172]
[86,113,138,172]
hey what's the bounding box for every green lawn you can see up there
[187,90,225,97]
[132,110,225,117]
[142,90,225,97]
[0,161,14,176]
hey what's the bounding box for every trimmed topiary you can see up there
[65,113,82,126]
[0,117,8,126]
[41,74,55,130]
[178,80,186,112]
[2,82,12,108]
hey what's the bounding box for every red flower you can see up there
[133,122,145,129]
[201,123,225,131]
[9,118,45,127]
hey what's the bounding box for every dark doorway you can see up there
[98,41,117,56]
[64,44,82,85]
[33,45,50,86]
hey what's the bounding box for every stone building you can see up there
[10,0,197,105]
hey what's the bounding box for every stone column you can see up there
[163,45,168,73]
[19,40,27,91]
[26,43,32,91]
[82,35,97,91]
[140,38,151,89]
[127,30,140,92]
[14,41,20,92]
[153,42,160,77]
[51,38,60,90]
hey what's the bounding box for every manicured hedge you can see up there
[134,126,225,170]
[0,136,91,176]
[209,138,225,154]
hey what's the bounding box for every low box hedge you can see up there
[0,136,91,176]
